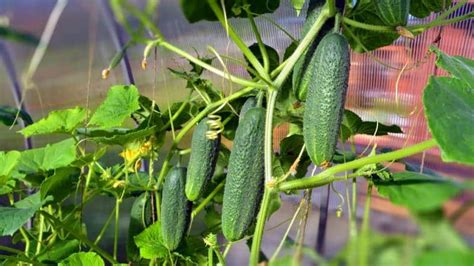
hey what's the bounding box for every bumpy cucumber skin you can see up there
[303,33,350,167]
[374,0,410,26]
[292,1,333,101]
[221,107,265,241]
[185,118,220,201]
[161,167,192,251]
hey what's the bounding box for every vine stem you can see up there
[278,139,437,191]
[157,40,265,89]
[207,0,270,82]
[358,182,373,266]
[249,4,333,265]
[191,180,225,218]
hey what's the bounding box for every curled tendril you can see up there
[331,182,345,218]
[206,114,223,140]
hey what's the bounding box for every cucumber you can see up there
[161,167,191,251]
[292,1,334,101]
[374,0,410,26]
[185,118,221,201]
[303,33,350,167]
[239,97,257,121]
[221,107,265,241]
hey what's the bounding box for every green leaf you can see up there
[58,252,105,266]
[169,69,223,103]
[203,206,221,232]
[0,193,46,236]
[134,221,168,259]
[430,46,474,86]
[0,106,33,126]
[18,139,77,174]
[343,1,400,52]
[0,151,21,185]
[374,172,462,211]
[37,240,80,263]
[278,134,311,179]
[414,250,474,266]
[410,0,431,18]
[0,26,39,45]
[180,0,280,23]
[423,76,474,165]
[77,126,157,145]
[20,107,87,137]
[89,85,140,128]
[40,167,80,203]
[341,110,403,142]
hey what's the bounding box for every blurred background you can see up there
[1,0,473,264]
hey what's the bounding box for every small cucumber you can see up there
[161,167,192,251]
[374,0,410,26]
[239,97,257,121]
[303,33,350,167]
[185,118,221,201]
[221,107,265,241]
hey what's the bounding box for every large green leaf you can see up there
[180,0,280,23]
[58,252,105,266]
[40,167,80,202]
[423,49,474,165]
[374,172,462,211]
[20,107,87,137]
[0,193,46,236]
[18,139,77,174]
[89,85,140,128]
[0,106,33,126]
[423,77,474,165]
[0,151,21,185]
[134,221,168,259]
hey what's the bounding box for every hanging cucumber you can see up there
[185,118,221,201]
[303,33,350,167]
[221,107,265,241]
[374,0,411,26]
[161,167,192,251]
[292,1,334,101]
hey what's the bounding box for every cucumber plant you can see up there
[0,0,473,265]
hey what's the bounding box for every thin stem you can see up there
[0,254,44,265]
[207,0,269,81]
[94,205,117,244]
[0,245,23,254]
[113,198,121,260]
[191,180,225,218]
[257,15,297,42]
[270,200,304,262]
[35,213,45,255]
[409,11,474,33]
[249,188,273,266]
[223,242,233,258]
[434,0,468,21]
[213,246,226,265]
[278,139,437,191]
[40,211,117,264]
[358,183,373,266]
[19,227,31,257]
[158,40,265,89]
[342,17,395,33]
[247,10,269,73]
